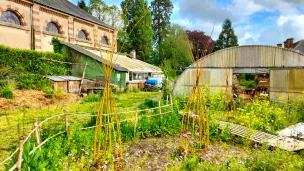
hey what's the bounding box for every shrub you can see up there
[53,89,63,99]
[81,94,100,103]
[0,45,70,90]
[138,99,158,110]
[0,87,14,99]
[43,87,53,98]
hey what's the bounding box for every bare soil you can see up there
[123,136,250,171]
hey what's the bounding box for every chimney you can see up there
[130,50,136,59]
[284,38,294,48]
[277,43,282,48]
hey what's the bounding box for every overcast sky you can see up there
[71,0,304,46]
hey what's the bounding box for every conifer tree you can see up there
[214,19,238,52]
[151,0,173,46]
[121,0,153,62]
[77,0,89,12]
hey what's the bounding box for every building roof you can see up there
[32,0,112,29]
[290,40,304,54]
[88,50,162,73]
[62,42,128,72]
[62,42,162,73]
[45,76,81,81]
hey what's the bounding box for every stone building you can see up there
[0,0,116,52]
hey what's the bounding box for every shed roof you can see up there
[45,76,81,81]
[63,43,162,73]
[32,0,112,29]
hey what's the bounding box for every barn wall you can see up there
[173,68,232,96]
[270,69,304,100]
[175,46,304,99]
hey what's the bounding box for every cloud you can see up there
[176,0,304,45]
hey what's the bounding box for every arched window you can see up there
[0,10,21,25]
[78,30,87,40]
[101,36,108,45]
[46,22,60,34]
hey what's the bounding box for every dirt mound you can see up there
[0,90,77,111]
[0,98,12,111]
[13,90,53,108]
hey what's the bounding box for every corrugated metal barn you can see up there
[173,45,304,100]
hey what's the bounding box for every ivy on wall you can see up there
[0,45,71,90]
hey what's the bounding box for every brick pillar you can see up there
[93,25,100,48]
[114,30,118,53]
[68,16,75,44]
[32,5,41,51]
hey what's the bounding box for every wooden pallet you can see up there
[219,121,304,151]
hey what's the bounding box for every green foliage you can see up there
[182,155,199,171]
[159,24,192,68]
[121,0,153,62]
[82,94,100,103]
[21,142,48,170]
[42,87,53,98]
[161,78,170,100]
[0,44,70,90]
[138,99,158,110]
[51,38,63,54]
[214,19,238,52]
[239,73,256,88]
[245,147,304,171]
[151,0,173,48]
[0,87,14,99]
[124,86,141,93]
[53,89,63,99]
[17,74,52,90]
[77,0,89,12]
[0,67,16,88]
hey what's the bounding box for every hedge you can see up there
[0,45,71,89]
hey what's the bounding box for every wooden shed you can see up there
[60,42,162,90]
[45,76,81,93]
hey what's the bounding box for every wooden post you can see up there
[166,95,169,105]
[33,118,41,150]
[64,110,69,138]
[17,136,24,170]
[134,111,138,136]
[170,94,174,115]
[159,101,162,121]
[78,62,88,96]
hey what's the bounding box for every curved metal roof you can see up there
[189,45,304,69]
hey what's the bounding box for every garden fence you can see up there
[1,96,174,171]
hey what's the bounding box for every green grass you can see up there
[0,91,161,164]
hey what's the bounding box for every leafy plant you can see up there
[0,87,14,99]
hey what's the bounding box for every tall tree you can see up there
[186,30,215,60]
[77,0,89,12]
[160,24,192,70]
[150,0,173,46]
[89,0,122,28]
[214,19,238,52]
[121,0,153,62]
